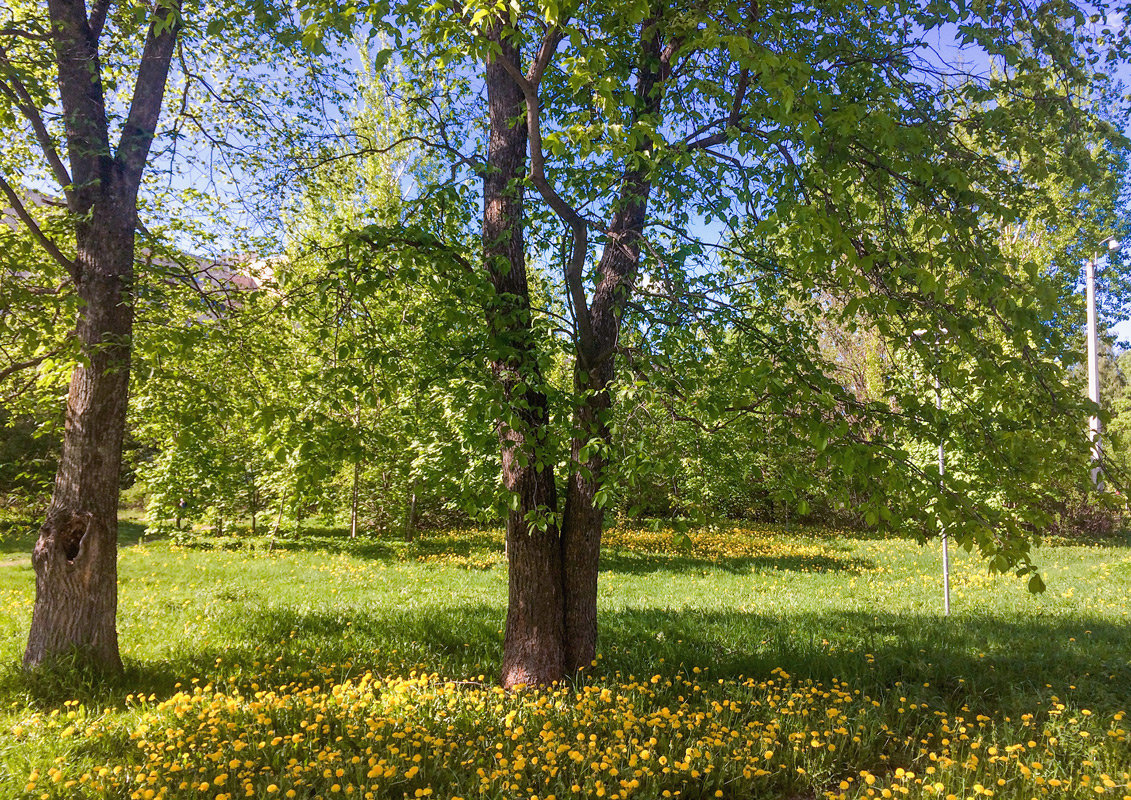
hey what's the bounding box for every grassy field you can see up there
[0,517,1128,800]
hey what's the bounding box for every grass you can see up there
[0,518,1128,800]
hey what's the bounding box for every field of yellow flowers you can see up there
[0,521,1128,800]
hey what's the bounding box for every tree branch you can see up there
[682,68,753,151]
[0,344,69,383]
[526,24,564,85]
[0,54,74,204]
[293,133,483,177]
[0,27,53,42]
[583,16,678,370]
[87,0,111,42]
[47,0,112,206]
[116,0,181,190]
[0,173,79,281]
[494,30,598,358]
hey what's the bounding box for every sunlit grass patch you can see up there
[0,521,1128,799]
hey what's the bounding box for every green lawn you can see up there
[0,520,1128,800]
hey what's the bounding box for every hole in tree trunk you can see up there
[56,513,89,562]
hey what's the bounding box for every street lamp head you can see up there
[1108,238,1120,250]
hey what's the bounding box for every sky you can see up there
[1114,319,1131,347]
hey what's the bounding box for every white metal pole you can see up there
[936,369,950,616]
[1086,255,1103,490]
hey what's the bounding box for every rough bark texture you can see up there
[24,0,179,670]
[485,32,566,688]
[484,13,669,686]
[25,206,134,671]
[559,363,611,674]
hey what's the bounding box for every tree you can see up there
[127,65,503,545]
[334,0,1130,687]
[2,0,351,669]
[1,0,182,670]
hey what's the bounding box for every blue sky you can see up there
[1114,318,1131,346]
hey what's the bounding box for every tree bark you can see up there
[24,0,180,670]
[24,213,134,671]
[482,12,669,686]
[560,362,612,674]
[485,31,565,689]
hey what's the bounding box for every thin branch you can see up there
[0,172,78,281]
[493,31,597,357]
[293,133,483,176]
[0,343,69,382]
[26,280,70,296]
[526,24,564,85]
[0,27,52,41]
[682,69,755,151]
[0,49,73,203]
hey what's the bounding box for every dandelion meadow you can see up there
[0,521,1128,800]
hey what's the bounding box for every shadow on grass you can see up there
[6,601,1128,724]
[168,527,871,577]
[599,548,875,575]
[168,526,506,563]
[261,534,400,560]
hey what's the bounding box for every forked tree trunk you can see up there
[484,14,667,688]
[24,217,134,671]
[22,0,180,671]
[557,19,664,674]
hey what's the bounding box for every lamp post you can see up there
[1086,236,1119,491]
[913,327,950,616]
[936,366,949,617]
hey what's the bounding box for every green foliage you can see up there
[306,0,1131,590]
[126,67,507,536]
[4,0,1130,594]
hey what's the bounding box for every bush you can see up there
[1042,491,1127,540]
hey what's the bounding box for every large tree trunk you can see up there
[22,0,179,671]
[500,463,563,687]
[24,214,134,671]
[484,32,566,689]
[482,13,669,687]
